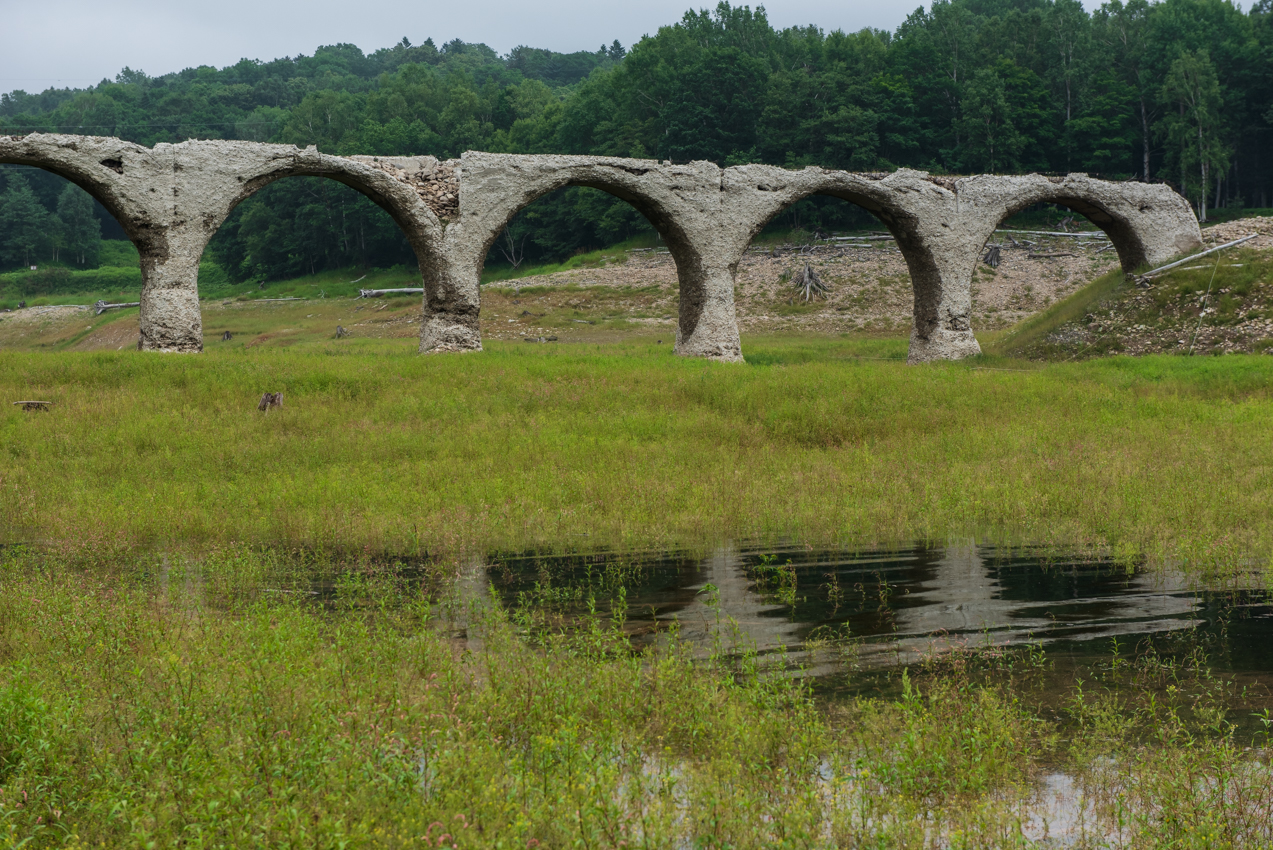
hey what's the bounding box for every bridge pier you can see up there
[418,256,483,353]
[671,262,744,362]
[138,228,208,352]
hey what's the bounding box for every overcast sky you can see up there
[1,0,1106,98]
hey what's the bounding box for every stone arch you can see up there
[453,153,742,360]
[959,173,1203,274]
[191,145,475,352]
[720,165,981,362]
[0,134,169,301]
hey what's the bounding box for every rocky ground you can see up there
[477,229,1120,342]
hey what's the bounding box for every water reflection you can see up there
[485,541,1264,676]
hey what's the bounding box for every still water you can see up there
[483,542,1272,684]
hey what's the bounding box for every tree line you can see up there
[0,173,102,269]
[1,0,1270,281]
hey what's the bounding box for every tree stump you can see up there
[983,245,1002,268]
[257,392,283,413]
[335,326,349,338]
[221,331,233,341]
[791,262,830,302]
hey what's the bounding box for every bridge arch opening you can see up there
[476,185,667,342]
[736,190,921,338]
[208,177,418,287]
[199,158,459,350]
[0,162,147,316]
[461,159,737,358]
[990,192,1152,274]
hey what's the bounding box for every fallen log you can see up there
[359,288,424,298]
[93,300,140,315]
[995,229,1109,239]
[1134,234,1257,282]
[12,400,52,411]
[1028,252,1078,259]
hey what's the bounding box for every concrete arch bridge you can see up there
[0,134,1202,362]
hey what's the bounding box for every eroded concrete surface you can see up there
[0,134,1202,361]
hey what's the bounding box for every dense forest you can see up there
[1,0,1271,283]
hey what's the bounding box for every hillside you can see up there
[992,217,1273,360]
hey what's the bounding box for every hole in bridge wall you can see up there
[751,195,882,245]
[0,164,139,310]
[478,185,685,344]
[1001,202,1108,232]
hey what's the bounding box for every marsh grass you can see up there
[0,547,1270,848]
[2,338,1272,571]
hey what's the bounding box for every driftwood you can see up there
[359,288,424,298]
[791,262,830,301]
[1134,234,1257,282]
[982,245,1002,268]
[94,300,140,315]
[257,392,283,413]
[12,400,52,411]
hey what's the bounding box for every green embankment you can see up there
[984,267,1129,358]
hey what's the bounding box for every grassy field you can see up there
[1,336,1271,572]
[0,546,1269,848]
[4,313,1273,846]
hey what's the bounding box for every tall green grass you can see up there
[1,338,1271,570]
[0,548,1268,848]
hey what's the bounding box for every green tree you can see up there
[1157,49,1228,219]
[0,174,50,268]
[1045,0,1094,170]
[957,66,1025,172]
[56,184,102,266]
